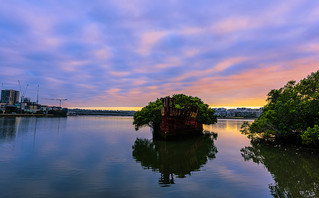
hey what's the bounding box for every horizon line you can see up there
[69,106,263,111]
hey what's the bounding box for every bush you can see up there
[301,125,319,146]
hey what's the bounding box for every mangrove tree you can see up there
[241,70,319,146]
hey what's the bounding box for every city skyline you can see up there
[1,1,319,108]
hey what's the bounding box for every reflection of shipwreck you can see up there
[157,97,203,139]
[132,133,218,187]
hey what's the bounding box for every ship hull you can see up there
[156,115,203,140]
[157,97,203,140]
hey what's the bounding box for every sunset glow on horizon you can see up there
[1,1,319,108]
[69,106,263,111]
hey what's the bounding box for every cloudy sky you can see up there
[1,0,318,108]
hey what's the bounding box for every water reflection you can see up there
[0,117,66,145]
[132,133,218,187]
[0,117,19,141]
[241,142,319,197]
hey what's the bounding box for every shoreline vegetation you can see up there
[241,70,319,148]
[0,109,67,117]
[68,109,136,116]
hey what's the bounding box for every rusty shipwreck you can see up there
[155,97,203,139]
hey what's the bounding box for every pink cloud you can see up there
[62,61,91,72]
[183,49,200,57]
[131,78,147,86]
[81,23,106,44]
[137,31,169,55]
[299,43,319,53]
[180,27,205,35]
[214,57,248,72]
[154,56,181,69]
[109,71,130,77]
[94,48,112,60]
[77,84,96,89]
[182,59,319,107]
[105,88,121,94]
[212,17,256,34]
[174,56,248,82]
[86,58,318,107]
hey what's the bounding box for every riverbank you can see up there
[68,109,135,116]
[0,114,257,119]
[218,117,256,120]
[0,114,66,117]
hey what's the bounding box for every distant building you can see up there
[214,108,227,117]
[0,103,6,112]
[214,107,263,118]
[1,89,20,105]
[21,97,30,110]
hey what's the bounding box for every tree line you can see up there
[241,70,319,147]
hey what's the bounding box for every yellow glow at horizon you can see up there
[210,98,266,109]
[70,107,143,111]
[70,96,266,110]
[70,105,263,111]
[211,106,263,109]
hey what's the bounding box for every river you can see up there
[0,116,318,198]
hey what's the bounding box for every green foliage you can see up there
[240,121,255,139]
[240,121,251,134]
[133,94,217,130]
[4,106,19,114]
[133,99,163,130]
[301,125,319,146]
[172,94,217,125]
[244,70,319,145]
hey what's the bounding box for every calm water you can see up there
[0,116,318,198]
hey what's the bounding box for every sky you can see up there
[1,0,319,108]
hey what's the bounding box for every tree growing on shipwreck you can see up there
[133,94,217,139]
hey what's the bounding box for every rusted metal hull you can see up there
[157,117,203,139]
[156,97,203,139]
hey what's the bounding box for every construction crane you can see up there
[37,85,39,105]
[44,98,68,107]
[18,80,29,103]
